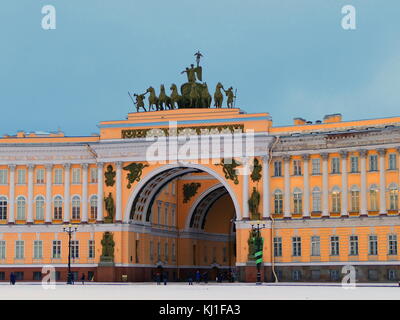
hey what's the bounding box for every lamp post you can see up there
[63,224,77,284]
[250,222,266,285]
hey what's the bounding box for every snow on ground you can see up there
[1,282,400,300]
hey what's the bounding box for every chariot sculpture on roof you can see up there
[129,51,237,112]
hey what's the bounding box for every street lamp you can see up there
[250,222,266,285]
[63,224,78,284]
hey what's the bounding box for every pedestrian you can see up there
[163,272,168,286]
[156,272,161,285]
[203,271,208,284]
[81,273,85,285]
[10,272,16,285]
[71,272,75,285]
[195,270,201,284]
[188,276,193,285]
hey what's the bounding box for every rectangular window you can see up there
[172,242,176,261]
[293,160,302,176]
[330,236,339,256]
[72,168,81,184]
[311,236,320,256]
[135,240,139,263]
[88,240,95,259]
[36,169,45,184]
[388,234,397,255]
[0,169,8,185]
[293,192,302,214]
[54,168,63,184]
[369,235,378,255]
[0,240,6,259]
[311,159,320,175]
[274,192,283,214]
[52,240,61,259]
[274,161,282,177]
[369,155,378,171]
[331,158,340,174]
[349,235,359,255]
[292,236,301,257]
[164,207,168,226]
[274,237,282,257]
[71,240,79,259]
[150,241,154,261]
[15,240,24,259]
[389,154,397,170]
[90,168,98,183]
[17,169,26,184]
[33,240,43,259]
[312,190,321,212]
[350,156,359,173]
[165,243,169,261]
[351,191,360,212]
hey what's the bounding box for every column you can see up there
[322,153,329,217]
[81,164,89,223]
[359,150,368,216]
[27,164,35,224]
[63,163,71,223]
[45,164,53,224]
[115,161,123,223]
[302,154,310,218]
[378,148,387,215]
[8,165,16,224]
[97,162,104,222]
[340,151,348,217]
[262,155,270,219]
[242,157,250,220]
[283,155,291,219]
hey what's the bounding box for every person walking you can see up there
[188,275,193,285]
[163,272,168,286]
[81,273,85,285]
[203,271,208,284]
[195,270,201,284]
[10,272,16,285]
[156,271,161,285]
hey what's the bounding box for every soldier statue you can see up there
[134,92,147,112]
[194,50,203,67]
[223,86,236,108]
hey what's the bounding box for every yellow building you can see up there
[0,108,400,282]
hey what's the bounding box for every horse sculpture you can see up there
[158,84,172,110]
[200,82,212,108]
[170,84,181,109]
[146,86,159,111]
[189,82,200,108]
[213,82,224,108]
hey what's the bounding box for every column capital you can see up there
[8,164,16,171]
[377,148,387,156]
[321,153,329,160]
[97,162,104,169]
[115,161,123,169]
[358,149,368,157]
[261,155,269,162]
[27,164,35,170]
[45,164,53,170]
[283,154,291,162]
[81,163,89,169]
[340,150,348,159]
[63,163,71,170]
[302,154,310,161]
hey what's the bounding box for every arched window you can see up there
[389,183,398,211]
[53,195,63,220]
[350,185,360,212]
[0,196,7,220]
[274,190,283,214]
[16,196,26,220]
[293,188,302,214]
[369,184,379,211]
[331,186,341,213]
[72,195,81,220]
[312,187,321,212]
[90,195,98,220]
[35,195,45,220]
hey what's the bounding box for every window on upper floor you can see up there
[389,154,397,170]
[0,196,7,220]
[389,184,398,210]
[274,161,282,177]
[54,168,63,184]
[90,195,98,220]
[0,169,8,185]
[274,237,282,257]
[369,155,378,171]
[349,235,359,255]
[293,160,302,176]
[331,158,340,174]
[293,188,302,214]
[35,196,45,220]
[17,169,26,184]
[16,196,26,220]
[90,168,98,183]
[33,240,43,259]
[312,187,321,212]
[36,169,45,184]
[274,190,283,214]
[388,234,398,255]
[330,236,339,256]
[350,156,359,173]
[331,188,341,213]
[72,196,81,220]
[72,168,81,184]
[292,236,301,257]
[53,196,63,220]
[311,159,320,175]
[369,185,379,211]
[369,235,378,255]
[311,236,320,256]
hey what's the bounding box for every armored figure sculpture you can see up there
[248,187,261,220]
[100,232,115,262]
[104,192,115,223]
[134,92,147,112]
[223,86,236,108]
[194,50,203,67]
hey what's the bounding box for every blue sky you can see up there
[0,0,399,136]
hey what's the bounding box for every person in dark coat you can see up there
[195,270,201,284]
[156,272,161,285]
[10,272,16,285]
[81,273,85,285]
[202,271,208,284]
[163,272,168,285]
[188,276,193,285]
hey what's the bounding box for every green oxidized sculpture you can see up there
[100,232,115,262]
[123,162,149,188]
[248,229,263,261]
[248,187,261,220]
[183,182,201,203]
[216,158,241,184]
[223,86,236,108]
[213,82,224,108]
[134,92,147,112]
[104,192,115,223]
[104,165,116,187]
[250,158,262,183]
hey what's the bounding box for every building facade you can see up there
[0,108,400,282]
